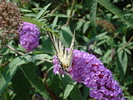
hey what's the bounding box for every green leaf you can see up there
[20,8,32,12]
[90,0,98,25]
[52,16,58,29]
[63,82,77,99]
[60,26,73,48]
[102,49,112,63]
[0,87,11,100]
[127,42,133,49]
[0,54,51,96]
[26,54,52,61]
[52,14,69,18]
[98,0,133,27]
[22,17,44,27]
[0,57,24,95]
[83,0,91,10]
[124,48,131,55]
[39,36,53,54]
[96,40,107,46]
[11,69,31,100]
[36,3,51,20]
[60,74,83,100]
[122,36,126,44]
[24,13,37,17]
[75,21,83,31]
[82,36,90,43]
[21,63,50,99]
[90,32,107,42]
[129,96,133,100]
[117,50,128,78]
[82,86,90,100]
[128,46,133,49]
[127,42,133,47]
[83,21,90,34]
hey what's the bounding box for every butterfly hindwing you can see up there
[47,31,75,71]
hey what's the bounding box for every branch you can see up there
[6,44,25,55]
[0,61,10,67]
[6,45,52,63]
[38,58,52,63]
[121,36,133,50]
[65,0,76,25]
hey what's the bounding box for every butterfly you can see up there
[47,31,75,71]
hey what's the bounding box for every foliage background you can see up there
[0,0,133,100]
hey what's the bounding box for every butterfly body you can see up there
[47,31,75,71]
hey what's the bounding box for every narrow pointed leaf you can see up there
[117,50,128,78]
[63,82,77,99]
[21,63,50,99]
[98,0,133,27]
[90,0,98,25]
[36,3,51,20]
[61,74,83,100]
[0,54,51,96]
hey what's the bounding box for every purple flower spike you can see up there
[18,22,40,52]
[52,49,125,100]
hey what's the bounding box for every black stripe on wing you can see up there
[67,32,75,67]
[47,31,75,71]
[47,31,66,59]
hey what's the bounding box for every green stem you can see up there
[65,0,76,25]
[41,26,59,38]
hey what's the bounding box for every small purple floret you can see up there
[52,49,125,100]
[18,22,40,52]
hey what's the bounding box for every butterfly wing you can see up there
[47,31,75,71]
[67,32,75,67]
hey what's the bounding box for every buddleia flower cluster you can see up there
[18,22,40,52]
[52,49,125,100]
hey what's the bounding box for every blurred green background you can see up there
[0,0,133,100]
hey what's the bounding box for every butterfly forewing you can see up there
[67,32,75,67]
[47,31,75,71]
